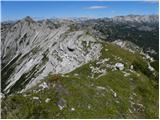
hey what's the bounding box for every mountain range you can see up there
[1,15,159,119]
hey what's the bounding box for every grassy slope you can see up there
[1,42,158,119]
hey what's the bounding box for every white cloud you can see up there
[84,6,108,10]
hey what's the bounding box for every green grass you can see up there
[100,42,147,67]
[2,42,158,119]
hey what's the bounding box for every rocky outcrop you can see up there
[112,39,142,53]
[1,17,102,94]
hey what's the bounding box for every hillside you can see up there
[1,15,159,119]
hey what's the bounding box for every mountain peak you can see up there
[22,16,35,22]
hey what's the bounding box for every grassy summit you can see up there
[2,42,158,119]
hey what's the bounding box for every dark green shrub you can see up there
[132,60,152,78]
[150,60,159,72]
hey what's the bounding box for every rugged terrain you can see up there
[1,15,159,118]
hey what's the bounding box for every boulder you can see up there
[115,63,124,70]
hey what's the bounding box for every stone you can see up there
[113,92,117,98]
[39,82,49,89]
[148,63,154,71]
[96,86,106,90]
[45,98,51,103]
[130,65,134,70]
[33,96,39,100]
[58,104,65,110]
[71,108,75,111]
[115,63,124,70]
[0,93,5,99]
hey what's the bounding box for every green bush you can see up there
[150,60,159,72]
[132,60,152,78]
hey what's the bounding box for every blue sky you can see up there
[1,1,159,21]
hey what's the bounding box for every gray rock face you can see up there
[2,17,102,94]
[112,39,142,53]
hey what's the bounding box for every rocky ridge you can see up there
[1,16,102,94]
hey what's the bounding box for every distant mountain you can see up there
[111,15,158,24]
[92,15,159,59]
